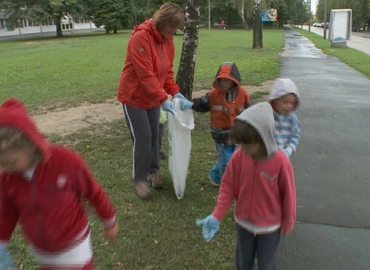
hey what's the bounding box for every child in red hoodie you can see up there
[196,102,296,270]
[0,98,118,269]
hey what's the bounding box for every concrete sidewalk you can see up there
[300,25,370,55]
[278,27,370,270]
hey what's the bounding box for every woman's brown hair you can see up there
[152,2,185,33]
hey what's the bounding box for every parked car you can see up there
[320,22,329,28]
[352,25,361,32]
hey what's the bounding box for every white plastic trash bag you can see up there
[168,97,195,199]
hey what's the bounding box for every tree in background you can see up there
[176,0,200,99]
[198,0,243,28]
[270,0,289,28]
[289,0,310,26]
[252,0,263,48]
[88,0,131,33]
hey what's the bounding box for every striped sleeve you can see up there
[274,113,301,157]
[285,114,300,155]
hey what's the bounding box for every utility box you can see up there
[329,9,352,47]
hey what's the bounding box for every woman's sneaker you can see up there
[135,182,151,199]
[148,172,164,189]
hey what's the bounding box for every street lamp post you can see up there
[323,0,327,39]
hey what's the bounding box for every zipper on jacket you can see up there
[30,171,47,248]
[157,44,165,82]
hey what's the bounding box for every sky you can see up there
[311,0,318,14]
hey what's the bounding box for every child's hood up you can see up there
[0,98,50,161]
[213,62,241,90]
[235,102,278,158]
[268,78,300,110]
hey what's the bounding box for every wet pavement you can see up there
[277,27,370,270]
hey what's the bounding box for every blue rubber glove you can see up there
[0,246,16,269]
[161,99,176,115]
[196,214,220,242]
[180,99,193,111]
[173,92,187,101]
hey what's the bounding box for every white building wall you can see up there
[0,22,99,37]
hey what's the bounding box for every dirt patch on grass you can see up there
[32,80,273,136]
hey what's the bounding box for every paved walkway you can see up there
[301,25,370,55]
[278,27,370,270]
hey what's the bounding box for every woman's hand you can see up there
[162,99,176,114]
[173,92,187,101]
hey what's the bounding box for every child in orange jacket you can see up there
[182,62,252,185]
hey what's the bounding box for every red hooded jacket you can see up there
[117,19,180,109]
[0,98,116,252]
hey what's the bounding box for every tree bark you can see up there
[252,0,263,49]
[241,1,245,25]
[55,15,63,37]
[208,0,211,30]
[176,0,200,100]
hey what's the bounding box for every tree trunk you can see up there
[208,0,211,30]
[55,16,63,37]
[252,0,263,49]
[176,0,200,100]
[114,29,117,34]
[241,2,245,25]
[105,28,110,34]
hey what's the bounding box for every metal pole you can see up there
[308,0,311,32]
[323,0,327,39]
[208,0,211,30]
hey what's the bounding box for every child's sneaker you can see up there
[209,175,220,186]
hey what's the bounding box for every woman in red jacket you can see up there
[117,2,191,199]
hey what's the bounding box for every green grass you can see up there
[295,28,370,79]
[251,91,270,100]
[0,29,283,112]
[2,29,284,269]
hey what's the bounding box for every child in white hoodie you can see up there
[268,78,301,158]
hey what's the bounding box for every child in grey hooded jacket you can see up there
[268,78,301,158]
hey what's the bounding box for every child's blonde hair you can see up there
[0,126,41,160]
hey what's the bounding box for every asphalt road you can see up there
[277,27,370,270]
